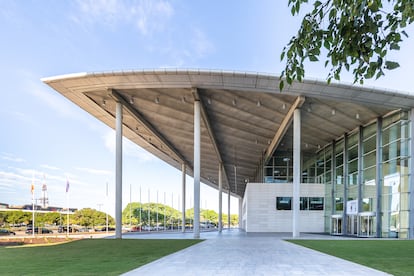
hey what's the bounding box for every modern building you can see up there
[43,69,414,239]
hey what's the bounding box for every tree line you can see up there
[122,202,239,227]
[1,203,238,229]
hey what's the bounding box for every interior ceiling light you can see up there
[257,100,261,107]
[282,103,286,110]
[331,109,336,115]
[181,96,186,103]
[207,98,211,105]
[356,113,360,119]
[232,99,237,106]
[129,97,134,105]
[307,104,312,113]
[155,97,160,104]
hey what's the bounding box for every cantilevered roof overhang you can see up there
[42,69,414,198]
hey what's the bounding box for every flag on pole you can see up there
[66,178,70,193]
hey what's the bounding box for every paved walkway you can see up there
[121,229,390,276]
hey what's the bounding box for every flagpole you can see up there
[148,189,150,231]
[163,191,166,231]
[156,190,159,231]
[31,173,35,237]
[129,183,132,227]
[139,186,142,232]
[106,182,109,235]
[66,177,70,236]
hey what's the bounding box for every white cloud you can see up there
[75,167,112,176]
[73,0,174,35]
[190,28,214,59]
[103,130,155,162]
[1,153,25,163]
[40,164,61,171]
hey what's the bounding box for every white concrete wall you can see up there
[243,183,325,233]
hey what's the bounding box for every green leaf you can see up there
[385,61,400,70]
[390,43,400,50]
[309,55,319,62]
[279,80,284,91]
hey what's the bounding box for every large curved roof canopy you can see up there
[42,69,414,198]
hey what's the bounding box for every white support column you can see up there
[193,100,201,239]
[115,101,123,239]
[228,188,231,229]
[181,163,186,233]
[292,108,301,238]
[218,163,223,232]
[238,197,242,229]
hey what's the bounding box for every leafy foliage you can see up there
[280,0,414,90]
[71,208,114,228]
[123,202,239,227]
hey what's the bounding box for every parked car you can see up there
[0,229,16,236]
[129,226,141,232]
[26,227,53,234]
[58,226,80,233]
[100,226,115,231]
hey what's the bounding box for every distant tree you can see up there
[72,208,113,228]
[280,0,414,90]
[5,211,26,226]
[201,209,219,224]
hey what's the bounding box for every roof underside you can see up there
[42,70,414,198]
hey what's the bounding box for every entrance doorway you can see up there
[331,214,342,235]
[358,212,376,237]
[347,215,358,235]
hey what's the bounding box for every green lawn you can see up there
[0,239,202,275]
[288,239,414,276]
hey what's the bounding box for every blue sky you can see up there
[1,0,414,216]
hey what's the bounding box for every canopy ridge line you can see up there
[108,88,192,171]
[192,88,231,191]
[264,96,305,165]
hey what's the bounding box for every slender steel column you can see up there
[292,108,301,238]
[343,134,348,235]
[181,163,186,233]
[376,117,383,237]
[238,197,242,228]
[193,100,201,239]
[115,101,123,239]
[228,188,231,229]
[358,126,363,222]
[410,109,414,239]
[218,163,223,232]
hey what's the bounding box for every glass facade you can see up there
[262,110,412,238]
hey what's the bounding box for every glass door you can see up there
[358,212,376,237]
[331,214,342,235]
[347,215,358,235]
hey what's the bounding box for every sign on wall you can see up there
[346,199,358,215]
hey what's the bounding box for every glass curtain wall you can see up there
[361,122,377,236]
[261,110,411,238]
[334,139,345,216]
[346,132,359,235]
[381,111,410,238]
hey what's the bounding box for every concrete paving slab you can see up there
[120,230,391,276]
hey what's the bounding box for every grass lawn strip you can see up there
[0,239,203,275]
[287,240,414,276]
